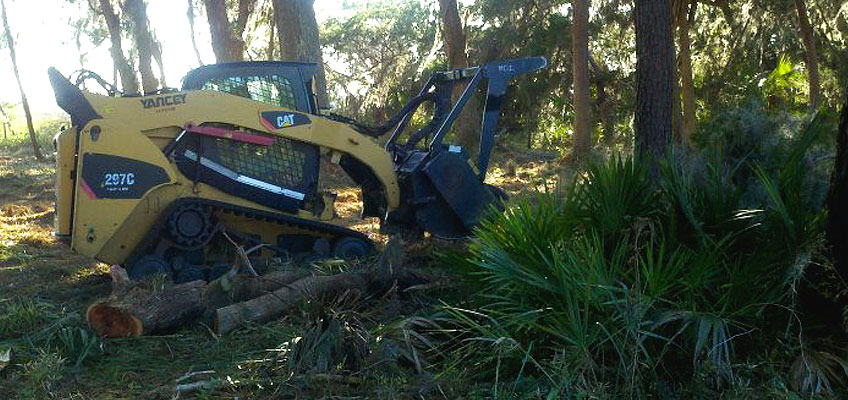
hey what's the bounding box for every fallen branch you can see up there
[87,237,433,337]
[214,236,423,334]
[175,370,216,383]
[215,272,368,334]
[87,268,309,337]
[174,379,220,396]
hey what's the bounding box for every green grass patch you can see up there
[0,299,58,340]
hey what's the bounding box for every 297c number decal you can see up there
[103,172,135,186]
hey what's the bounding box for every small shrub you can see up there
[442,115,842,397]
[19,349,66,398]
[0,299,54,340]
[53,326,103,368]
[790,346,848,396]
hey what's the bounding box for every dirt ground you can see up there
[0,149,563,399]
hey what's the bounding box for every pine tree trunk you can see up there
[152,40,167,88]
[234,0,257,38]
[1,0,43,161]
[266,7,276,60]
[635,0,674,174]
[203,0,245,62]
[589,56,615,146]
[671,51,684,142]
[438,0,481,154]
[123,0,158,93]
[0,105,7,139]
[275,0,329,108]
[74,29,85,71]
[677,1,696,143]
[572,0,592,160]
[827,88,848,282]
[794,0,820,110]
[186,0,204,65]
[99,0,138,93]
[597,78,614,146]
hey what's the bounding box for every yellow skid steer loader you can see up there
[48,57,546,282]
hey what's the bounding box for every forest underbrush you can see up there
[1,109,847,399]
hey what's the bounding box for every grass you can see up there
[0,144,543,399]
[0,149,344,398]
[0,112,67,157]
[6,111,838,398]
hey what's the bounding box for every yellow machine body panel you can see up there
[83,90,399,207]
[49,57,547,278]
[70,118,176,262]
[54,126,77,238]
[59,89,400,265]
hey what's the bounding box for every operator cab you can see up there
[181,61,321,114]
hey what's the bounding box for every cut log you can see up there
[202,269,310,318]
[87,279,207,338]
[214,271,432,334]
[215,236,417,334]
[87,268,310,337]
[87,237,432,337]
[215,272,368,334]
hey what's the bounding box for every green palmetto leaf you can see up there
[442,126,834,394]
[791,347,848,396]
[577,156,659,241]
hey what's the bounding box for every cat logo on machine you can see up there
[278,114,296,127]
[260,111,311,131]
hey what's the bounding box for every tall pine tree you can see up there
[1,0,43,160]
[634,0,674,175]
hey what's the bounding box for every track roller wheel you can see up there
[332,237,372,259]
[175,265,207,284]
[167,203,215,249]
[128,255,172,280]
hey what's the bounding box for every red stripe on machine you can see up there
[186,125,274,146]
[80,180,97,199]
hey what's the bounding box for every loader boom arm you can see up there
[386,57,547,181]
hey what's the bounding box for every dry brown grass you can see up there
[0,155,107,303]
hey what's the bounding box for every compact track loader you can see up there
[48,57,546,282]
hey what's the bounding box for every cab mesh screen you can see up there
[205,134,309,190]
[202,75,297,109]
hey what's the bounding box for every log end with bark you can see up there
[86,276,208,338]
[86,266,309,337]
[86,303,144,338]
